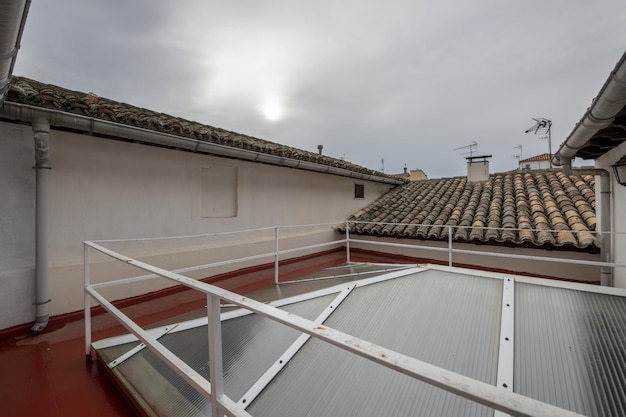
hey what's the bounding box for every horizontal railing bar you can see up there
[348,239,626,268]
[90,251,278,289]
[85,286,251,417]
[88,219,626,246]
[347,238,452,253]
[275,239,346,255]
[85,243,584,417]
[345,220,616,235]
[92,222,341,244]
[91,239,347,290]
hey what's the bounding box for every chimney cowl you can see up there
[466,155,492,182]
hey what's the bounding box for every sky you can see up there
[13,0,626,178]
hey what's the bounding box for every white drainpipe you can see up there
[32,117,50,331]
[562,161,612,286]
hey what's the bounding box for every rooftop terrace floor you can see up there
[0,250,400,417]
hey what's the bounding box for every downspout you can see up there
[32,117,50,331]
[562,160,612,286]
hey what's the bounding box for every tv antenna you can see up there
[525,118,552,168]
[514,144,523,161]
[453,141,478,157]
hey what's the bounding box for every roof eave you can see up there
[0,0,30,105]
[0,101,404,185]
[553,51,626,166]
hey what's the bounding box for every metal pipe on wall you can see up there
[32,117,50,331]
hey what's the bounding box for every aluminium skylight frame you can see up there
[84,239,596,417]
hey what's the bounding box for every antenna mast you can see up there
[525,118,552,168]
[453,141,478,157]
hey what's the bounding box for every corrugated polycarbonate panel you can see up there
[248,270,503,417]
[515,282,626,417]
[101,293,337,417]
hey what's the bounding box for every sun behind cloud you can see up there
[262,98,283,122]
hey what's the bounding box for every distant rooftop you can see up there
[520,153,551,163]
[346,170,597,250]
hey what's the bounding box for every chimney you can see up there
[317,144,323,155]
[466,155,492,182]
[403,164,408,175]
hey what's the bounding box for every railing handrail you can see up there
[89,219,626,246]
[90,221,343,244]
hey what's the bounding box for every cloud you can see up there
[13,0,626,177]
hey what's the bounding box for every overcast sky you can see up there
[13,0,626,178]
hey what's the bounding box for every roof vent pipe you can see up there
[32,117,51,331]
[563,159,612,286]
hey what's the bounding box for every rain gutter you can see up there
[562,161,612,286]
[552,51,626,167]
[0,101,404,186]
[0,0,30,104]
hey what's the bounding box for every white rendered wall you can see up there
[597,142,626,288]
[6,127,394,320]
[520,160,551,170]
[0,124,36,329]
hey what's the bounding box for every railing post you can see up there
[346,221,351,264]
[84,242,92,359]
[207,294,224,417]
[274,227,279,285]
[448,226,453,267]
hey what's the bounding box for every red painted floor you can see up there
[0,250,393,417]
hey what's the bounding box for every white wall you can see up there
[1,123,395,326]
[519,160,551,170]
[0,124,36,329]
[597,142,626,288]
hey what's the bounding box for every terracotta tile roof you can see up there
[6,77,402,181]
[519,153,551,163]
[345,170,598,250]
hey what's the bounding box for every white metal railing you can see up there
[83,221,626,417]
[84,240,590,417]
[345,221,626,269]
[87,221,625,290]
